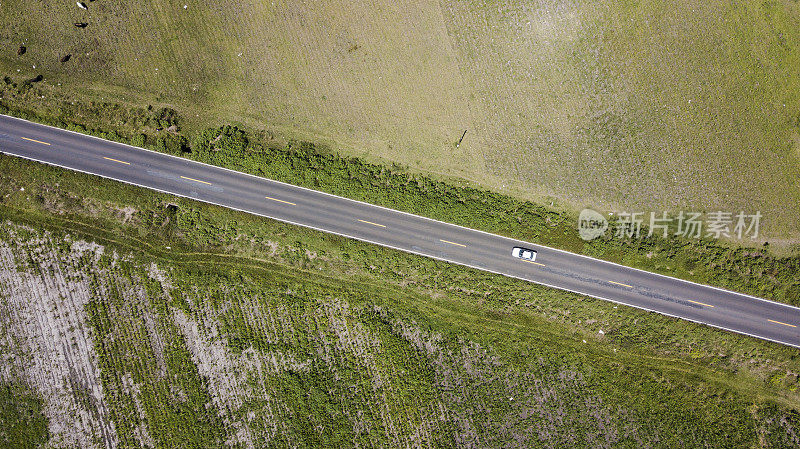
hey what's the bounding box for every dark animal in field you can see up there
[17,46,26,56]
[61,54,71,63]
[29,74,43,83]
[74,22,88,28]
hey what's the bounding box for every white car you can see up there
[512,246,537,261]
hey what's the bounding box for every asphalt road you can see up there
[2,114,799,347]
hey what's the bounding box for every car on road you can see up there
[512,246,537,261]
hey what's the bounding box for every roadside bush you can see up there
[154,135,189,155]
[191,125,248,154]
[131,133,146,148]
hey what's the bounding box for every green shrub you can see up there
[0,382,49,449]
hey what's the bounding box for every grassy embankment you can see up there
[1,0,799,239]
[1,151,800,447]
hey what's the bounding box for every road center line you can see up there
[440,239,466,248]
[525,260,546,267]
[103,156,130,165]
[608,281,633,288]
[180,175,212,185]
[687,300,715,308]
[768,319,797,328]
[265,196,296,206]
[21,136,51,146]
[358,219,386,228]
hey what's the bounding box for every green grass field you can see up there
[2,153,800,447]
[2,0,799,241]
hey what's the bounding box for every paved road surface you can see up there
[2,114,799,347]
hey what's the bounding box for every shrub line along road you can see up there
[2,114,799,347]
